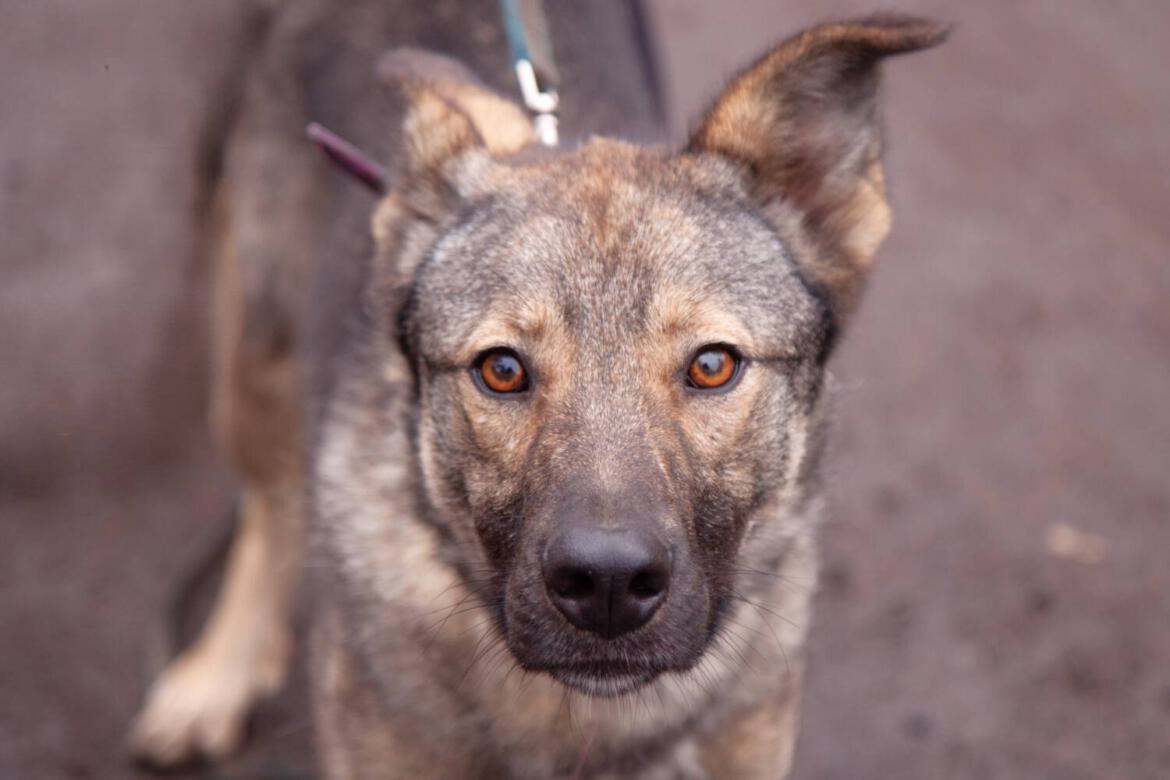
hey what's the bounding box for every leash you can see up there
[307,0,560,189]
[500,0,560,146]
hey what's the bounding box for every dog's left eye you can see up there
[686,345,741,391]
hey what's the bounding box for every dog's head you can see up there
[353,16,944,696]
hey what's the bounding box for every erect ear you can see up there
[688,16,947,324]
[369,50,536,295]
[377,48,535,219]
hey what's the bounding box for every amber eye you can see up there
[476,349,529,394]
[686,345,740,391]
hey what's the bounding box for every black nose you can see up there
[542,526,671,639]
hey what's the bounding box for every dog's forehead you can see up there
[411,140,823,358]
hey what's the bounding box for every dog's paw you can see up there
[126,634,288,767]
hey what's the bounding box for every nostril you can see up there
[628,568,667,600]
[550,567,594,601]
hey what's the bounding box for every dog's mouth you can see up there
[499,557,713,699]
[547,664,659,697]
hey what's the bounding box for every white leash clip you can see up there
[514,58,559,146]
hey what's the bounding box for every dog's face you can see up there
[403,143,830,692]
[354,18,944,695]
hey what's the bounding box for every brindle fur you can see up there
[129,3,943,777]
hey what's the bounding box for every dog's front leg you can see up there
[129,171,307,764]
[128,475,303,764]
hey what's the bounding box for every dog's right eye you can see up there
[475,349,529,395]
[686,345,741,391]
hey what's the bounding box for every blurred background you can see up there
[1,1,1167,778]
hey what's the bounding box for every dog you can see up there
[128,2,945,777]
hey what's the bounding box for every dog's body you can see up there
[129,3,943,777]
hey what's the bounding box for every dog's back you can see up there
[234,0,665,410]
[127,0,665,768]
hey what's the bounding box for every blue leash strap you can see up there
[500,0,560,145]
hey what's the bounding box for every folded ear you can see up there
[377,49,535,218]
[688,15,947,323]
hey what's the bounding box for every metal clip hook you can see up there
[514,58,559,146]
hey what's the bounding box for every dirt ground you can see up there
[2,1,1168,779]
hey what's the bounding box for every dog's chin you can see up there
[548,667,658,698]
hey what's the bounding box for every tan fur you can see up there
[690,15,947,321]
[377,48,535,156]
[696,668,803,780]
